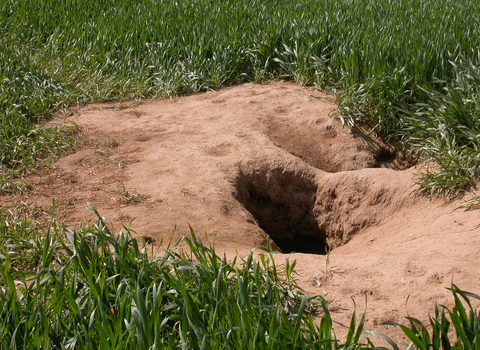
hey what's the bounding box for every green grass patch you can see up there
[1,0,480,195]
[0,205,366,349]
[1,206,479,349]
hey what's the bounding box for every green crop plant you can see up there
[365,284,480,350]
[0,205,368,349]
[115,183,144,203]
[1,205,479,349]
[1,0,480,196]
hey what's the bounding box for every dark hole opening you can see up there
[236,168,327,255]
[374,148,396,165]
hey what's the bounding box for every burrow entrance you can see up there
[235,166,327,254]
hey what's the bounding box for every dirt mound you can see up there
[2,81,479,342]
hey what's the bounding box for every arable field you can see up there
[2,0,480,194]
[1,0,480,348]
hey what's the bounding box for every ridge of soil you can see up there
[2,81,479,343]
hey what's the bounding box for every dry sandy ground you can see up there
[2,81,479,344]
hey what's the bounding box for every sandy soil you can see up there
[2,81,479,344]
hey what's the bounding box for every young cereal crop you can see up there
[1,0,480,195]
[0,206,479,349]
[0,205,367,349]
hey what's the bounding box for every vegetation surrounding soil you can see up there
[1,0,480,195]
[1,206,479,349]
[1,0,480,348]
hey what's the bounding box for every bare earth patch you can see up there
[2,81,479,342]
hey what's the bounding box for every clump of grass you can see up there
[408,59,480,197]
[0,173,31,195]
[0,205,368,349]
[1,205,479,349]
[0,122,78,193]
[115,183,144,203]
[337,56,480,198]
[103,138,119,148]
[0,123,77,169]
[0,203,62,271]
[367,285,480,350]
[455,195,480,212]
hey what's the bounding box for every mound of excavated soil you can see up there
[2,81,479,342]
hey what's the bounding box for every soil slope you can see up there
[2,81,479,343]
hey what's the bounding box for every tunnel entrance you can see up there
[235,166,327,255]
